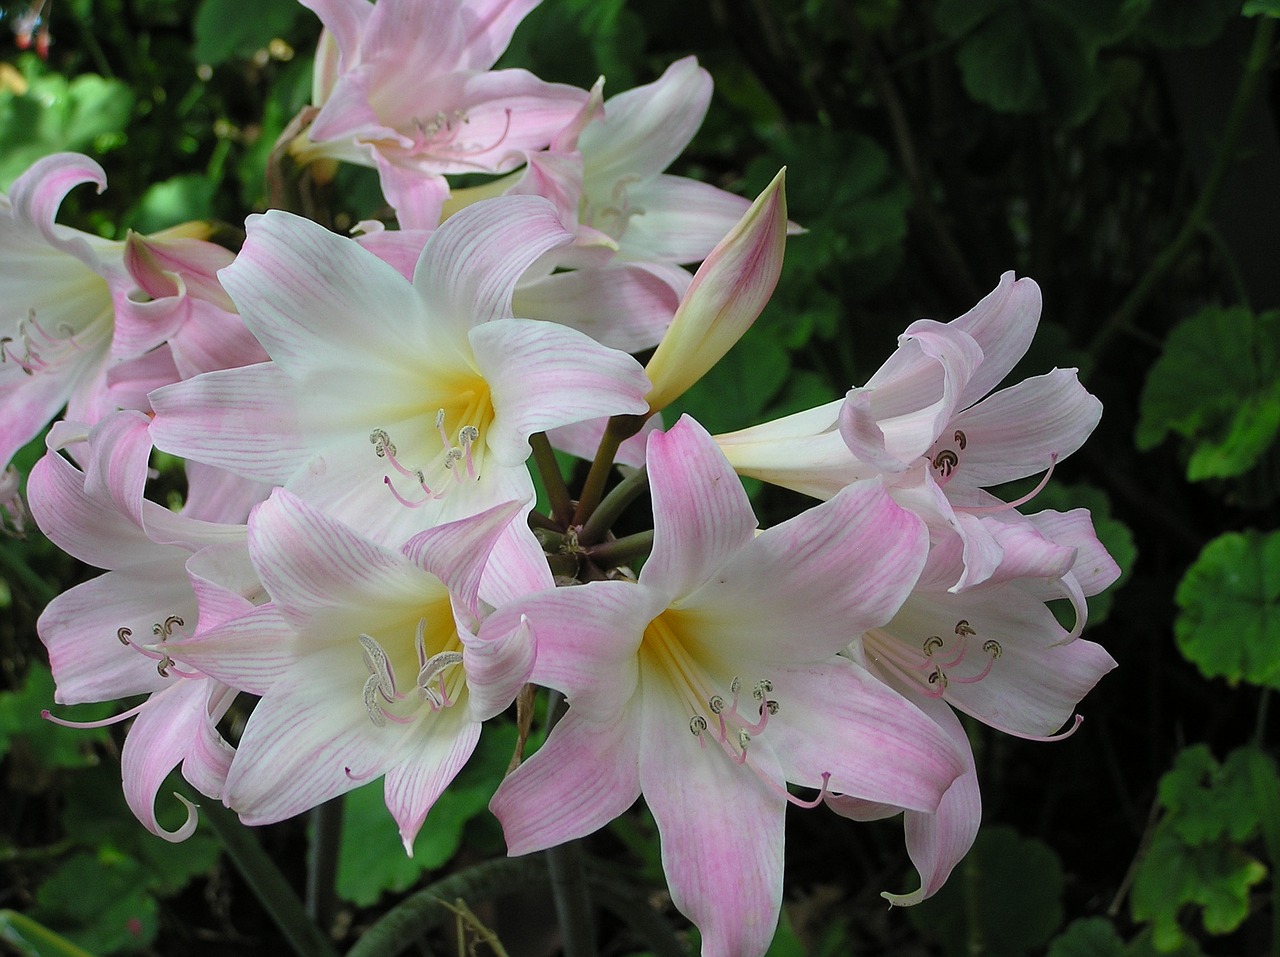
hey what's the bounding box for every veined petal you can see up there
[512,260,689,353]
[1025,508,1120,597]
[219,210,429,374]
[456,0,541,70]
[581,56,711,185]
[160,604,298,696]
[952,272,1041,408]
[675,478,927,662]
[471,317,650,463]
[297,0,373,75]
[8,152,109,266]
[488,579,657,720]
[619,175,753,265]
[383,705,480,852]
[641,416,757,600]
[948,368,1102,487]
[400,498,523,616]
[638,673,785,957]
[247,488,438,616]
[223,648,399,822]
[490,704,642,855]
[765,659,964,811]
[120,679,226,841]
[461,612,534,721]
[149,363,304,486]
[413,195,574,340]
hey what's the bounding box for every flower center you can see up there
[120,613,203,679]
[641,610,829,807]
[404,108,513,167]
[926,428,968,487]
[371,389,494,508]
[1,307,101,376]
[358,618,465,728]
[582,175,645,243]
[866,617,1002,698]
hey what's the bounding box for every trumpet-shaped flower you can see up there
[485,416,964,957]
[29,411,250,840]
[149,195,651,545]
[714,273,1103,589]
[1,153,120,470]
[295,0,587,228]
[158,489,544,849]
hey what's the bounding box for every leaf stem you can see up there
[199,800,341,957]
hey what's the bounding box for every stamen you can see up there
[42,700,149,729]
[362,674,388,728]
[963,455,1059,514]
[359,634,397,701]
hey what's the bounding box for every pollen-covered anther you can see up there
[689,715,708,737]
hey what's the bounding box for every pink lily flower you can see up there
[157,488,546,850]
[149,195,651,545]
[713,273,1103,588]
[485,416,965,957]
[295,0,587,228]
[29,411,251,840]
[1,153,119,471]
[831,504,1118,904]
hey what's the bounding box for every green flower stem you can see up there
[1087,14,1277,367]
[578,466,648,548]
[199,799,341,957]
[307,796,344,934]
[548,839,597,957]
[345,857,549,957]
[585,530,655,570]
[530,432,574,526]
[573,414,647,527]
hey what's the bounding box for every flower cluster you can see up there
[7,1,1118,954]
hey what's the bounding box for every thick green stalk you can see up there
[573,415,647,527]
[578,466,648,548]
[530,432,574,526]
[307,797,344,934]
[200,800,341,957]
[585,530,655,570]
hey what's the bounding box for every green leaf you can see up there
[1243,0,1280,17]
[32,852,160,955]
[192,0,308,66]
[1130,745,1270,949]
[1138,308,1280,481]
[1047,917,1126,957]
[335,721,518,906]
[908,825,1064,957]
[1174,529,1280,688]
[125,173,218,234]
[0,68,134,188]
[951,4,1099,122]
[0,664,114,773]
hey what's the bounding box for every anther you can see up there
[370,429,396,458]
[983,640,1003,658]
[362,675,388,728]
[955,620,975,637]
[117,626,132,645]
[923,635,945,656]
[708,694,725,715]
[689,715,708,736]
